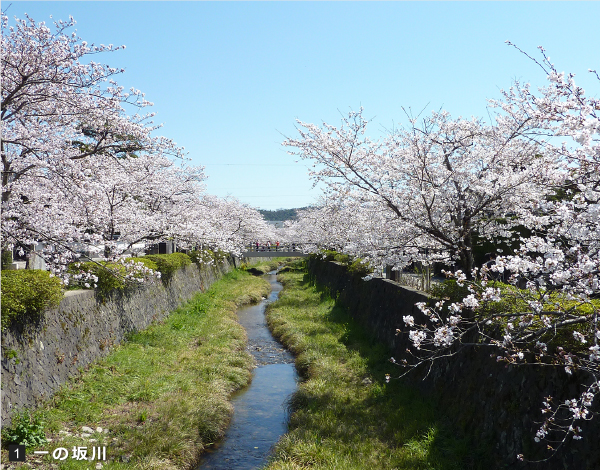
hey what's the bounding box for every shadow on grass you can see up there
[246,267,266,276]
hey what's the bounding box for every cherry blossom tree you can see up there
[487,47,599,455]
[1,13,274,279]
[282,47,599,459]
[283,107,558,276]
[185,195,276,257]
[1,13,184,266]
[286,195,423,272]
[283,200,359,253]
[392,50,599,458]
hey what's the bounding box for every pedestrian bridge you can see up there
[242,245,308,258]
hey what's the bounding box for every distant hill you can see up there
[258,207,307,221]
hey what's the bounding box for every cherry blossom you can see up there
[283,106,560,275]
[2,14,272,277]
[281,46,599,459]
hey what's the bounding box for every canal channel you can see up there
[197,270,298,469]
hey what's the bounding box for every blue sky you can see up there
[6,2,600,210]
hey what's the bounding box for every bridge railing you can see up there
[244,243,305,253]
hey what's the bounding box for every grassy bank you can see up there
[2,269,270,470]
[264,263,487,470]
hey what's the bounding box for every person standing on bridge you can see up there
[267,241,271,251]
[276,241,280,251]
[256,240,259,252]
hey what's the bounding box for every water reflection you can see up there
[198,364,297,469]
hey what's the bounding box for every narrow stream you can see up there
[197,271,298,469]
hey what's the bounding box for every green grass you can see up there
[1,269,270,470]
[264,263,489,470]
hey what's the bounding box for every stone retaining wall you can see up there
[1,258,236,426]
[307,257,599,470]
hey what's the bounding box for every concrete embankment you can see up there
[307,257,600,470]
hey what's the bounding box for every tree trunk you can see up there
[459,233,474,277]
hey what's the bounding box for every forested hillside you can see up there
[258,208,306,221]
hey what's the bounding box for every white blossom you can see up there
[409,330,427,350]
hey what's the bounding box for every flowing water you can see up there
[197,271,298,469]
